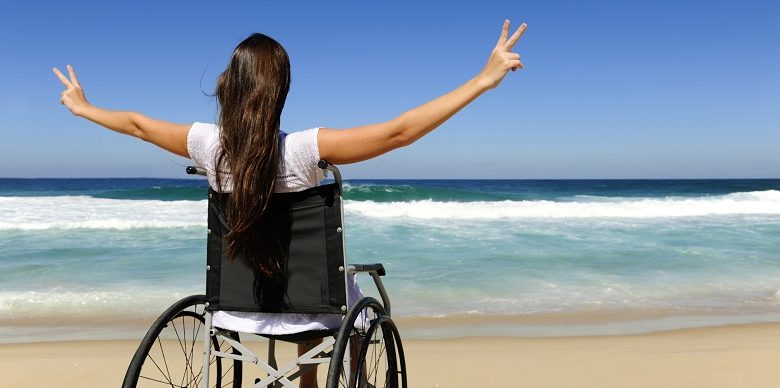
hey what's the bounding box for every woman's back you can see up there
[187,123,325,194]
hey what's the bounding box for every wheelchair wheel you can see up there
[122,294,243,388]
[326,297,407,388]
[354,315,406,388]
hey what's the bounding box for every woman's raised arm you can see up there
[53,65,191,158]
[318,20,526,165]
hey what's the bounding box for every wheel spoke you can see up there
[220,360,234,381]
[191,355,212,388]
[171,319,188,363]
[157,336,174,385]
[370,332,386,380]
[370,340,386,386]
[185,319,212,388]
[169,320,188,387]
[185,318,201,386]
[192,368,203,388]
[139,374,180,386]
[126,297,238,388]
[143,346,175,386]
[181,316,190,387]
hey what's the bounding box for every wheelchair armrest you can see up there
[347,263,391,316]
[349,263,386,276]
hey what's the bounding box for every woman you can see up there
[54,20,526,387]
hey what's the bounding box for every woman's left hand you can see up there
[53,64,90,116]
[477,20,527,90]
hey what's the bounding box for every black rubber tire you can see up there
[326,297,406,388]
[354,315,406,388]
[122,294,242,388]
[385,317,407,388]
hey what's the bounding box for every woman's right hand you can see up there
[319,19,529,165]
[53,64,90,117]
[477,20,527,90]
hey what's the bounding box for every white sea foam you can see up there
[0,288,196,321]
[0,195,206,230]
[1,190,779,230]
[346,190,780,220]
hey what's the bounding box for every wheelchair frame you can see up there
[123,161,406,388]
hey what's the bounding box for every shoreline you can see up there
[3,308,780,344]
[2,322,779,387]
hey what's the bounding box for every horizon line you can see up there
[2,176,780,181]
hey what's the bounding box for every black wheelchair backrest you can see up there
[205,182,347,314]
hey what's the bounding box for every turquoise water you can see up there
[1,178,780,339]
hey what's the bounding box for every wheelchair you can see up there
[122,161,406,388]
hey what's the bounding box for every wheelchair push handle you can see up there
[186,166,207,176]
[317,160,343,190]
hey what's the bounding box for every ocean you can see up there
[1,178,780,342]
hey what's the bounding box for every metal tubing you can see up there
[253,338,335,388]
[370,272,392,317]
[200,311,213,388]
[325,164,343,191]
[346,266,393,318]
[212,330,258,363]
[210,350,257,363]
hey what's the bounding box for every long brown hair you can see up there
[214,33,291,276]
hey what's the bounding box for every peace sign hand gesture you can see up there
[53,64,90,116]
[478,20,527,90]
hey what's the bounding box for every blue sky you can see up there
[1,1,778,178]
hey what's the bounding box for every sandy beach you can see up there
[2,322,779,387]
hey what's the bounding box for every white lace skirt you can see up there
[212,274,364,334]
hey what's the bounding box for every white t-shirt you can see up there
[187,122,363,334]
